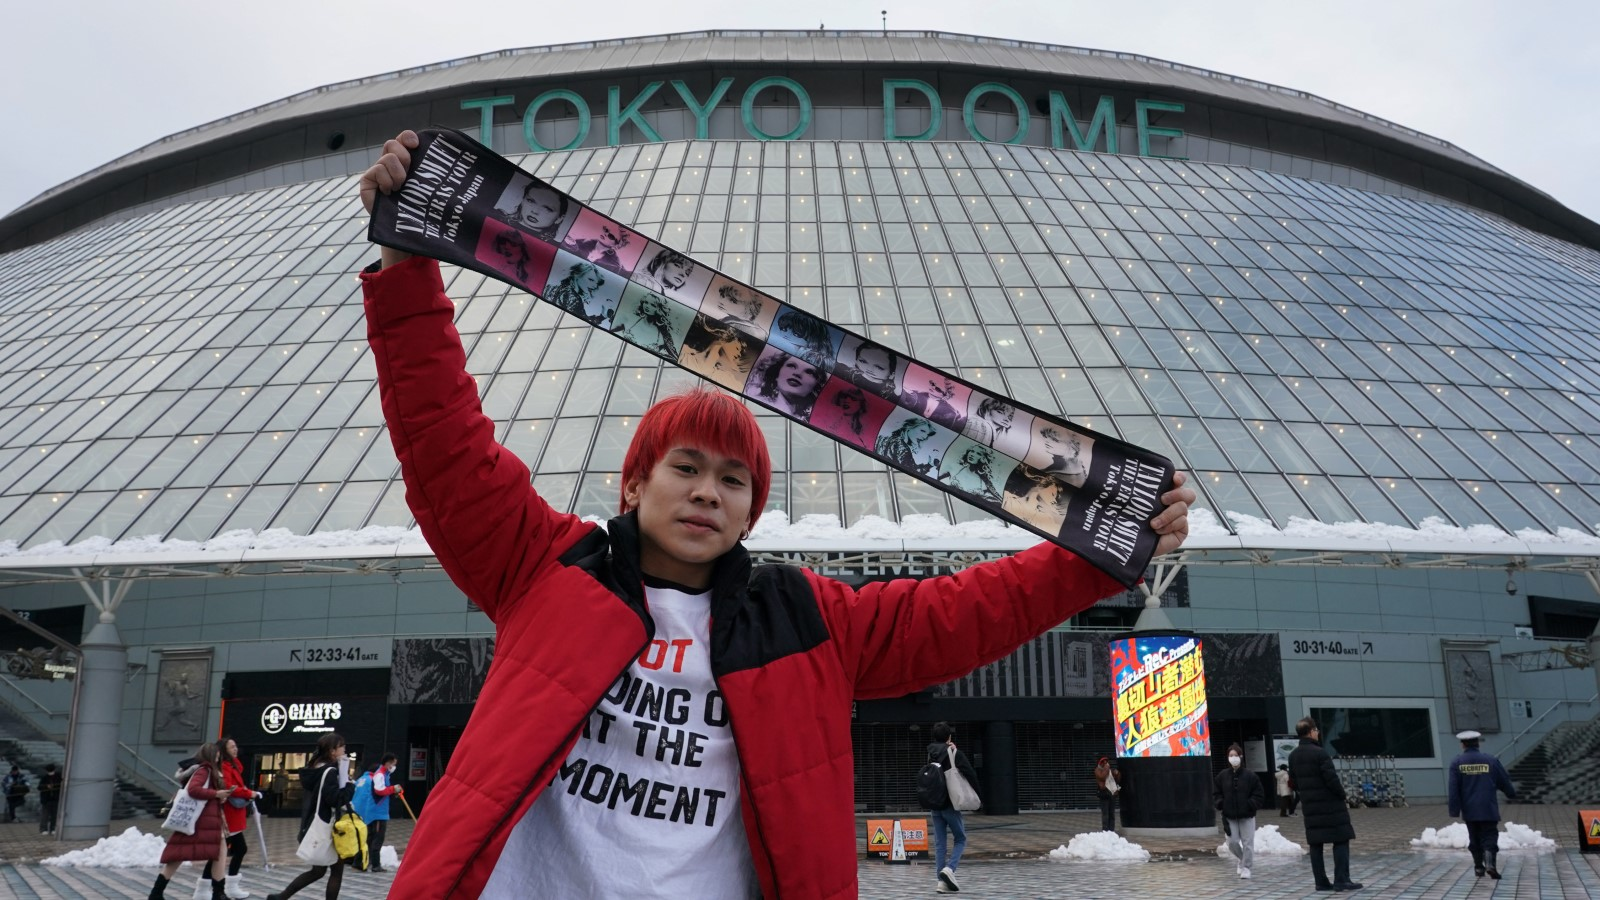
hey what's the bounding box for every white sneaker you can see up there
[1240,866,1252,879]
[935,883,951,894]
[939,866,960,892]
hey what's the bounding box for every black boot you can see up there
[1471,847,1485,877]
[1485,849,1500,879]
[149,875,171,900]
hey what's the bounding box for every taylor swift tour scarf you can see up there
[369,128,1175,586]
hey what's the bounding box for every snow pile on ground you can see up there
[1502,822,1559,851]
[380,845,402,868]
[1048,831,1150,861]
[1412,822,1472,849]
[1214,823,1306,857]
[1411,821,1557,851]
[42,826,166,867]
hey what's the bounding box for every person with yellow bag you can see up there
[266,734,351,900]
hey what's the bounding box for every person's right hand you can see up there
[360,131,420,268]
[360,131,419,215]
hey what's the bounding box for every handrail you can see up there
[118,741,181,789]
[0,675,70,721]
[1497,692,1600,763]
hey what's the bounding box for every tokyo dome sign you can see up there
[462,77,1183,158]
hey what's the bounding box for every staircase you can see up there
[0,697,168,820]
[1507,714,1600,804]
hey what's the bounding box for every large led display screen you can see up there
[1110,633,1210,757]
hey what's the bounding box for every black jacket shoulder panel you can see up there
[555,514,650,624]
[711,563,828,677]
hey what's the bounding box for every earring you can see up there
[740,528,750,541]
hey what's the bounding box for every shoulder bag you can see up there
[945,746,981,812]
[161,777,206,835]
[295,767,339,866]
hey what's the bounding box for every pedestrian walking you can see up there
[1288,717,1363,892]
[356,130,1196,899]
[38,763,62,833]
[1275,763,1296,817]
[1447,729,1517,880]
[1215,743,1265,879]
[1093,756,1122,832]
[146,742,244,900]
[207,738,263,898]
[3,765,29,822]
[350,753,403,872]
[266,734,351,900]
[919,723,980,894]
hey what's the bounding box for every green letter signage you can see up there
[523,89,591,153]
[461,95,515,150]
[609,82,665,145]
[1049,93,1118,154]
[1135,99,1186,159]
[672,78,736,140]
[740,76,813,141]
[962,82,1030,144]
[883,78,942,141]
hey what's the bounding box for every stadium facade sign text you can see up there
[462,77,1184,158]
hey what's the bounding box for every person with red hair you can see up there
[357,131,1196,900]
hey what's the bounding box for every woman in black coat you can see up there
[267,733,350,900]
[1213,743,1264,879]
[1287,718,1362,892]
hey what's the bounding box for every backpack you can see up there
[916,758,948,809]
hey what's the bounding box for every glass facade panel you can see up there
[2,132,1598,548]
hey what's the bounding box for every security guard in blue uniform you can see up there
[1447,729,1518,879]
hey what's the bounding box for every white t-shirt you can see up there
[482,583,759,899]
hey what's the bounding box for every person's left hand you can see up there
[1150,470,1196,558]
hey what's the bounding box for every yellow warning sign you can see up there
[1581,809,1600,853]
[866,818,929,859]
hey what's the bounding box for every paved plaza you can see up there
[0,804,1595,898]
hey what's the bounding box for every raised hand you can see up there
[1150,470,1196,558]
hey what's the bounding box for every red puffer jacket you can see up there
[362,257,1122,898]
[161,767,228,863]
[219,756,253,835]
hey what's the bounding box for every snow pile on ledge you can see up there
[43,826,166,867]
[1,507,1596,562]
[1214,823,1305,856]
[1226,512,1600,548]
[748,510,1025,542]
[0,525,423,559]
[1048,831,1150,861]
[1411,821,1557,851]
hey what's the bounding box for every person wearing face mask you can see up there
[1214,743,1265,879]
[363,754,404,873]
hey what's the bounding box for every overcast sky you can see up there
[3,0,1597,224]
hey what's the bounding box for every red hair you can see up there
[620,387,772,526]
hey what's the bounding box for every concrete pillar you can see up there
[61,619,126,840]
[982,720,1017,815]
